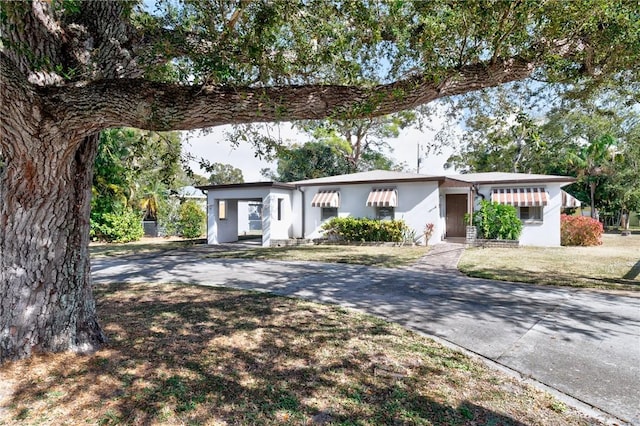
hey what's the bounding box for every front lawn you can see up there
[205,244,428,268]
[459,234,640,291]
[90,237,205,258]
[0,283,601,425]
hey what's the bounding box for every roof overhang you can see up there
[445,176,576,186]
[196,182,296,191]
[296,176,444,187]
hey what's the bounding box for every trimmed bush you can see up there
[178,200,206,238]
[561,214,603,246]
[472,200,522,240]
[91,210,144,243]
[321,217,410,243]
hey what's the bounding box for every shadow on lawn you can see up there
[461,266,640,291]
[2,283,533,425]
[623,260,640,280]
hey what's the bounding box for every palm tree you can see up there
[569,134,619,219]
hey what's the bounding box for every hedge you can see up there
[561,214,603,246]
[321,217,410,243]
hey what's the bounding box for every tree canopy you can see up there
[205,162,245,185]
[1,0,639,362]
[445,87,640,224]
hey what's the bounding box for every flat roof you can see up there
[197,171,576,192]
[293,170,444,186]
[196,181,296,191]
[445,172,575,185]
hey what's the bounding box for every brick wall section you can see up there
[270,239,314,247]
[471,239,520,248]
[465,226,477,242]
[465,226,518,248]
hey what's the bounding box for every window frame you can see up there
[277,198,284,221]
[519,206,543,223]
[218,200,227,220]
[321,207,338,221]
[376,206,395,221]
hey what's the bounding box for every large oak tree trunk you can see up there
[0,131,106,362]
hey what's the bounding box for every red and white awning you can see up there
[491,187,548,207]
[311,190,340,207]
[561,190,582,208]
[366,188,398,207]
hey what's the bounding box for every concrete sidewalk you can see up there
[409,241,466,272]
[92,244,640,425]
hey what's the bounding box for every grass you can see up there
[459,234,640,291]
[0,283,602,425]
[90,238,425,269]
[90,237,205,258]
[204,245,429,268]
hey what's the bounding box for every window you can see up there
[321,207,338,221]
[277,198,284,221]
[519,206,543,222]
[218,200,227,220]
[376,207,394,221]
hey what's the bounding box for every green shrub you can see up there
[321,217,409,243]
[178,200,206,238]
[561,214,603,246]
[90,210,144,243]
[472,200,522,240]
[157,197,181,237]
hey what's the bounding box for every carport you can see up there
[197,182,297,247]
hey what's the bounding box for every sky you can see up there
[182,111,459,182]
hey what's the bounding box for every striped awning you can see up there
[366,188,398,207]
[491,187,548,207]
[311,190,340,207]
[561,190,582,208]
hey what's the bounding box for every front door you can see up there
[446,194,467,237]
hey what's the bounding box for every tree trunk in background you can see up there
[590,181,596,220]
[0,132,105,362]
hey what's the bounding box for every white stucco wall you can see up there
[302,181,441,245]
[205,186,295,246]
[291,189,303,238]
[237,202,250,234]
[475,183,566,247]
[263,189,294,245]
[217,200,239,243]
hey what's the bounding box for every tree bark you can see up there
[39,57,537,135]
[0,52,105,362]
[0,130,105,362]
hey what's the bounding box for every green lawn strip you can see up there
[458,234,640,291]
[0,283,601,425]
[204,245,428,268]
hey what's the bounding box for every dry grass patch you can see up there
[0,283,601,425]
[205,245,428,268]
[90,237,205,258]
[459,234,640,291]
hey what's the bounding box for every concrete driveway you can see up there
[92,246,640,424]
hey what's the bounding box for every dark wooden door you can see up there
[446,194,467,237]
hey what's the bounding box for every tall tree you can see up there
[265,140,354,182]
[297,111,418,171]
[92,128,182,222]
[445,86,639,223]
[205,163,244,185]
[1,1,638,362]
